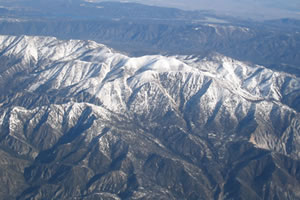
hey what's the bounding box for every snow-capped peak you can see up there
[1,35,299,115]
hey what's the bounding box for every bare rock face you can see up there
[0,35,299,200]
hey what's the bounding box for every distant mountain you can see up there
[85,0,300,19]
[0,1,299,76]
[0,35,299,200]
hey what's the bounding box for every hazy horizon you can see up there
[86,0,300,19]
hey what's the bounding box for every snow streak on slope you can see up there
[0,35,300,200]
[0,35,299,157]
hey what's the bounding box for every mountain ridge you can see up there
[0,35,299,199]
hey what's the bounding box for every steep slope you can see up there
[1,19,300,76]
[0,35,299,200]
[1,1,300,76]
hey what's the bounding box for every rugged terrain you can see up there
[0,1,300,76]
[0,35,299,199]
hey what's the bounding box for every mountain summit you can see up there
[0,35,299,199]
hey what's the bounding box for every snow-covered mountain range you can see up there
[0,35,299,199]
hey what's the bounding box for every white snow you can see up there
[1,34,300,163]
[1,35,299,115]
